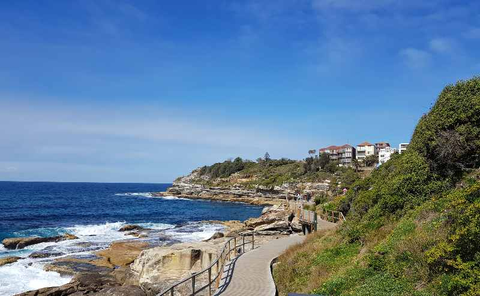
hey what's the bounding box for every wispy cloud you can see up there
[80,0,150,36]
[0,96,312,182]
[463,27,480,39]
[429,38,456,54]
[399,48,432,69]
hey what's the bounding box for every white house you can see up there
[378,147,397,165]
[399,143,409,154]
[356,142,376,161]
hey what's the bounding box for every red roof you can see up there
[357,141,374,147]
[320,144,352,151]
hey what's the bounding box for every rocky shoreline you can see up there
[3,199,300,296]
[156,177,329,206]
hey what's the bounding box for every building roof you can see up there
[320,144,353,151]
[357,141,374,147]
[375,142,391,147]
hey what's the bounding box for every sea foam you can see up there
[0,259,71,296]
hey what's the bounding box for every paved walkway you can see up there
[214,234,305,296]
[317,219,337,230]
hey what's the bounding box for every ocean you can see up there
[0,182,263,295]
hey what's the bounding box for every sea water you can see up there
[0,182,263,295]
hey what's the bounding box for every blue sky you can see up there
[0,0,479,183]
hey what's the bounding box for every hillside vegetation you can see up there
[274,77,480,296]
[191,154,361,194]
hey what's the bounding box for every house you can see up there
[399,143,409,154]
[378,147,397,165]
[319,144,356,167]
[356,142,376,161]
[375,142,390,152]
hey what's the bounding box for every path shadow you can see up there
[213,252,243,295]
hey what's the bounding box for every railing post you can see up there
[242,235,245,253]
[192,274,196,295]
[208,267,212,296]
[170,287,174,296]
[234,237,237,257]
[314,212,318,232]
[252,233,255,250]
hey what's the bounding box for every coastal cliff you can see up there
[156,165,332,205]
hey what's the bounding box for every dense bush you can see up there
[199,157,247,178]
[410,77,480,181]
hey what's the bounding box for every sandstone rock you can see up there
[91,286,146,296]
[290,216,302,232]
[128,241,222,295]
[2,233,78,250]
[245,210,288,229]
[254,220,289,232]
[0,256,21,267]
[95,241,150,268]
[205,232,224,241]
[119,225,145,232]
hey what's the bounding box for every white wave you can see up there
[115,192,190,201]
[114,192,153,198]
[66,221,127,237]
[157,195,188,201]
[137,222,175,230]
[0,259,71,296]
[165,223,226,242]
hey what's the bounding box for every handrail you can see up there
[287,200,346,225]
[158,233,255,296]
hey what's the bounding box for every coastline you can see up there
[3,193,295,296]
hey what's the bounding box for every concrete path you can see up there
[317,219,337,230]
[214,235,305,296]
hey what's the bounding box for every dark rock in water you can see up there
[0,256,21,267]
[44,260,112,275]
[16,273,120,296]
[91,286,146,296]
[74,241,95,248]
[1,233,78,250]
[29,251,64,259]
[118,225,145,232]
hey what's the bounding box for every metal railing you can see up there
[318,208,346,223]
[158,233,255,296]
[287,200,346,225]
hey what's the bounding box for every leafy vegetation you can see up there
[195,153,360,189]
[274,77,480,296]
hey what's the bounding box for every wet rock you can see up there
[2,233,78,250]
[17,273,120,296]
[0,256,21,267]
[119,225,145,232]
[44,260,112,275]
[29,251,64,259]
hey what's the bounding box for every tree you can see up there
[352,159,360,172]
[318,153,330,169]
[264,152,271,161]
[365,155,378,167]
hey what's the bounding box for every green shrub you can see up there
[410,77,480,181]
